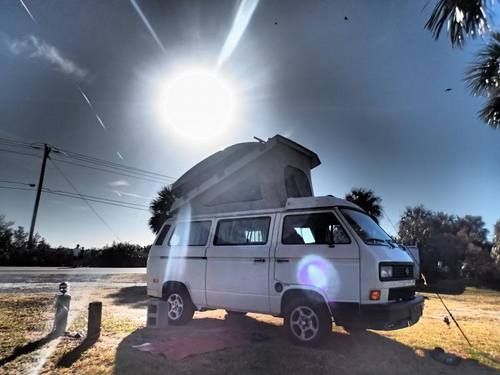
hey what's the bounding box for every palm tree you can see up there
[344,188,383,224]
[423,1,500,128]
[425,0,490,48]
[465,32,500,128]
[148,186,176,234]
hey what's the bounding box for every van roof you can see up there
[169,195,362,220]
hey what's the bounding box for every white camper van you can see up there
[147,195,424,346]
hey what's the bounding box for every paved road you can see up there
[0,267,146,274]
[0,267,146,293]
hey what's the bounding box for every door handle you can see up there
[276,258,289,263]
[253,258,266,263]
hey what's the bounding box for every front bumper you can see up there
[330,295,424,330]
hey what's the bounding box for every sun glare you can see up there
[156,69,237,141]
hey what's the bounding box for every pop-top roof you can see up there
[171,134,320,197]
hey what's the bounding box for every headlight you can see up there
[380,266,393,279]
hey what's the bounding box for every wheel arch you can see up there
[162,280,191,300]
[280,286,332,316]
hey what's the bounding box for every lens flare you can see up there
[296,255,336,290]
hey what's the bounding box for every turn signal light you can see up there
[370,290,381,301]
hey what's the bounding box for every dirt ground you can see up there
[0,280,499,374]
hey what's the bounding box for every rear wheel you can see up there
[163,287,194,325]
[284,298,331,346]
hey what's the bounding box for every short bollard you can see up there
[87,302,102,340]
[54,282,71,337]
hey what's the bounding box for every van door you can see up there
[272,211,360,310]
[164,220,212,307]
[205,215,274,313]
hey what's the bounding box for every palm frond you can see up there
[465,32,500,96]
[478,94,500,128]
[425,0,489,48]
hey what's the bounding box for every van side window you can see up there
[154,224,171,246]
[168,221,211,246]
[285,166,312,198]
[214,217,271,245]
[282,213,350,245]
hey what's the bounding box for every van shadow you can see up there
[113,314,496,375]
[108,286,148,309]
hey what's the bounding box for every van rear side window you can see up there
[214,217,271,245]
[168,221,211,246]
[154,224,171,246]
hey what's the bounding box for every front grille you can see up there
[388,287,416,301]
[392,264,414,280]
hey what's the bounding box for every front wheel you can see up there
[163,288,194,325]
[284,299,331,346]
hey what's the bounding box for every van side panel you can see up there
[147,222,208,307]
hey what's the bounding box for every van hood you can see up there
[369,245,414,263]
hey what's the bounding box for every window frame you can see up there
[154,224,171,246]
[167,220,212,247]
[281,211,351,246]
[213,216,272,246]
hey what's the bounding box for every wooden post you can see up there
[87,302,102,340]
[54,294,71,336]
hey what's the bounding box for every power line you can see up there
[55,148,177,180]
[0,136,177,182]
[49,159,121,241]
[0,180,35,187]
[50,157,171,184]
[0,185,150,212]
[0,186,35,193]
[44,188,150,209]
[0,148,40,159]
[0,137,34,148]
[45,190,150,211]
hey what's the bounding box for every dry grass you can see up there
[383,288,500,369]
[0,287,499,374]
[0,293,54,374]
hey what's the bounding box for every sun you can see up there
[156,69,237,141]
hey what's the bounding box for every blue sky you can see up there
[0,0,499,247]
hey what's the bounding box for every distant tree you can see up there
[398,205,433,247]
[0,215,14,250]
[12,226,28,249]
[398,206,498,285]
[492,220,500,264]
[149,186,176,234]
[345,188,383,223]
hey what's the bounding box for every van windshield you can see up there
[340,208,391,245]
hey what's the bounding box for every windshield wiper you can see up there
[364,238,387,244]
[385,239,396,248]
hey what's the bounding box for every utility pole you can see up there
[28,143,51,248]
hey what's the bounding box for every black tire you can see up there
[284,298,331,346]
[163,287,195,326]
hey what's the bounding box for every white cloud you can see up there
[4,34,88,80]
[109,180,130,187]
